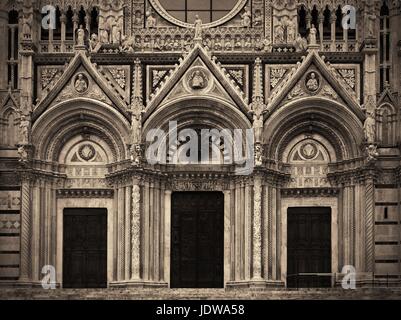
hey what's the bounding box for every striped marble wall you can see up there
[0,189,20,280]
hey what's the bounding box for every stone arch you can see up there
[32,98,130,163]
[143,97,252,166]
[264,98,364,162]
[376,102,397,146]
[0,106,18,147]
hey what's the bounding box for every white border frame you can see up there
[280,197,339,286]
[56,198,114,288]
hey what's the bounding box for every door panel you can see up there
[63,208,107,288]
[171,192,224,288]
[287,207,332,288]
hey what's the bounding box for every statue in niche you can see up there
[364,111,376,144]
[309,24,317,45]
[366,13,377,38]
[254,10,262,26]
[305,72,319,92]
[194,15,203,41]
[99,26,109,44]
[275,20,285,43]
[146,9,156,28]
[76,25,86,46]
[111,20,122,44]
[22,12,33,39]
[130,109,142,145]
[286,19,296,43]
[74,73,88,93]
[19,114,31,145]
[241,6,252,28]
[250,97,267,144]
[134,10,142,26]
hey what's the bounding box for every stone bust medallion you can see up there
[74,73,89,93]
[305,71,321,94]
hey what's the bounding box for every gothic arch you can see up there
[32,98,130,163]
[264,98,364,161]
[143,96,252,136]
[376,102,397,146]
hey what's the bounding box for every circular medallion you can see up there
[300,142,318,160]
[73,73,89,94]
[78,144,96,161]
[184,67,213,93]
[304,71,321,94]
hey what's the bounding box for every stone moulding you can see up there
[281,188,340,198]
[56,189,114,198]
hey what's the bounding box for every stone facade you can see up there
[0,0,400,290]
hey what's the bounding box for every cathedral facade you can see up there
[0,0,400,290]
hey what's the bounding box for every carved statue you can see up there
[309,24,317,45]
[111,20,122,44]
[364,112,376,144]
[254,144,264,167]
[89,34,100,52]
[130,109,142,145]
[18,146,29,163]
[241,6,252,28]
[366,13,377,38]
[286,19,296,43]
[146,9,156,28]
[194,15,203,41]
[275,20,285,44]
[254,10,262,26]
[293,33,308,52]
[250,98,267,144]
[120,35,134,52]
[99,27,109,44]
[76,25,86,46]
[19,115,31,145]
[130,144,143,166]
[22,13,33,39]
[366,144,379,163]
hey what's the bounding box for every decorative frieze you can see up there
[56,189,114,198]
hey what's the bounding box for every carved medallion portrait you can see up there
[73,73,89,94]
[185,67,213,93]
[78,144,96,161]
[304,71,321,94]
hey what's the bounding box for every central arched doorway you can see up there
[171,192,224,288]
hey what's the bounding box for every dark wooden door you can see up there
[287,207,332,288]
[171,192,224,288]
[63,208,107,288]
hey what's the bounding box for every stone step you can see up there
[1,288,401,300]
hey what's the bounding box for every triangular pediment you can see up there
[267,50,365,121]
[145,44,249,119]
[32,52,128,121]
[377,85,398,106]
[1,90,19,113]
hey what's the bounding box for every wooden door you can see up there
[63,208,107,288]
[287,207,332,288]
[171,192,224,288]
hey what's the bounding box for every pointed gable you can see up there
[32,52,129,121]
[267,49,365,121]
[145,44,249,119]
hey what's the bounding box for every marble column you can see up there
[131,181,141,281]
[19,176,31,282]
[252,175,263,281]
[0,10,8,88]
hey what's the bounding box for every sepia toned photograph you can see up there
[0,0,401,306]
